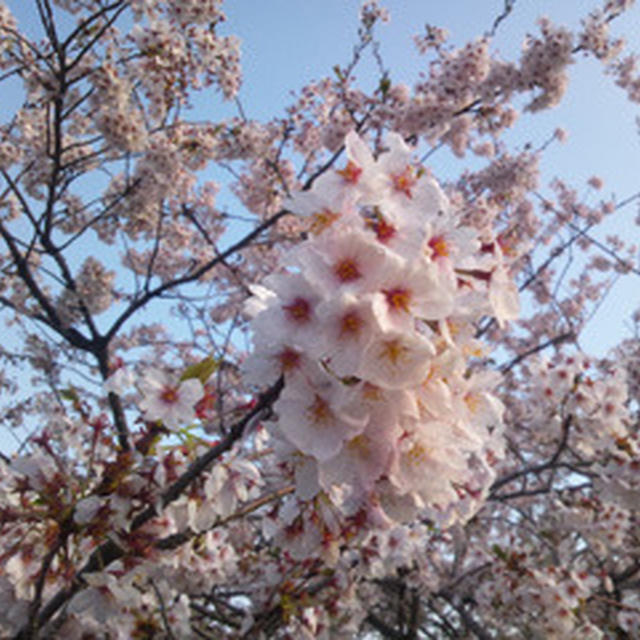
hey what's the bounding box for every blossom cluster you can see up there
[0,412,262,638]
[245,131,519,531]
[476,555,603,639]
[511,354,630,456]
[3,0,640,635]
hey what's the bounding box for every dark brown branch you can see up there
[64,2,128,77]
[439,591,492,640]
[490,414,573,499]
[487,0,517,37]
[24,536,65,639]
[500,332,574,373]
[181,205,252,295]
[35,0,59,55]
[103,209,290,344]
[156,484,295,551]
[0,219,92,350]
[364,613,407,640]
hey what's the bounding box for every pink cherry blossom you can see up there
[3,1,640,637]
[138,369,204,430]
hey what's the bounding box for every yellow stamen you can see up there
[407,442,429,466]
[391,166,417,198]
[379,339,407,365]
[160,386,178,405]
[310,209,340,235]
[339,311,363,337]
[428,235,449,258]
[334,258,361,282]
[383,288,411,313]
[347,434,371,458]
[306,395,331,425]
[336,161,362,184]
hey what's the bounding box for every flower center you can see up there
[407,442,429,466]
[160,386,179,405]
[428,235,449,258]
[366,215,396,243]
[336,160,362,184]
[464,393,480,414]
[391,166,416,198]
[347,434,371,457]
[277,347,301,372]
[383,287,411,313]
[379,339,408,365]
[339,311,363,337]
[306,395,331,425]
[283,297,312,323]
[310,208,340,235]
[334,258,361,282]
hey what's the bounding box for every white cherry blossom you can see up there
[138,369,204,430]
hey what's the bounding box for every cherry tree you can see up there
[0,0,639,638]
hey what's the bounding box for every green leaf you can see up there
[180,357,218,384]
[491,544,508,561]
[60,386,80,403]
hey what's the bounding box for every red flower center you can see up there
[336,160,362,184]
[283,297,312,323]
[277,347,301,372]
[428,235,449,258]
[383,287,411,313]
[334,258,361,282]
[339,311,363,336]
[391,166,416,198]
[160,386,179,405]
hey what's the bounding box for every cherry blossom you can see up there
[138,369,204,430]
[1,0,640,637]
